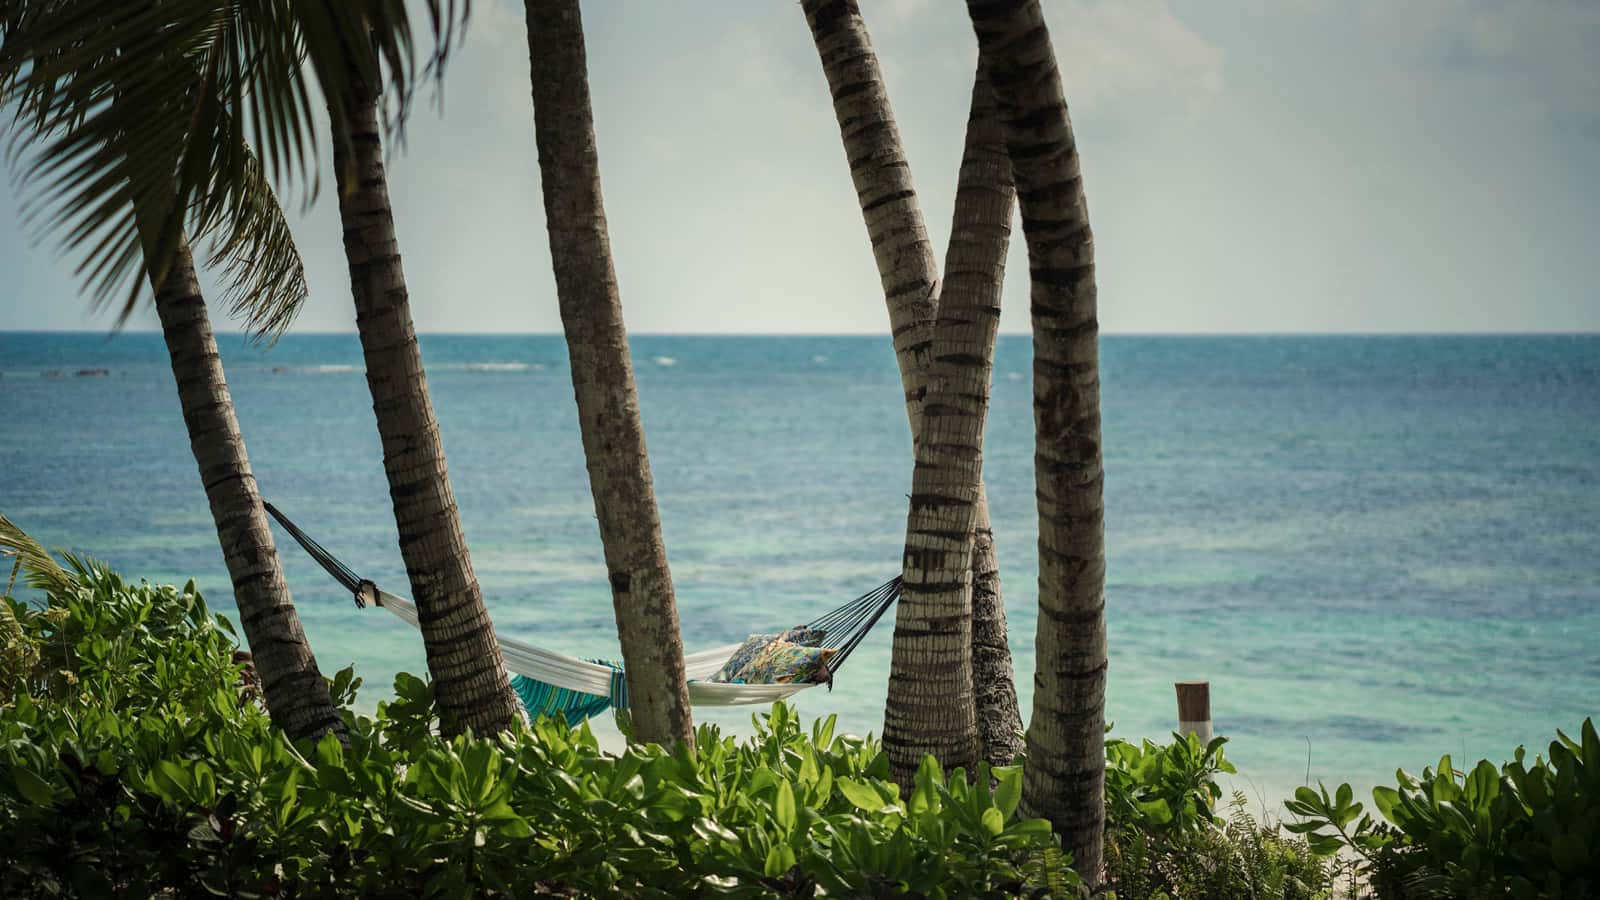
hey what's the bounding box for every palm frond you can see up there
[201,138,307,342]
[3,0,218,322]
[0,514,79,598]
[0,0,470,330]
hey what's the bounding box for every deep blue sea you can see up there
[2,332,1596,804]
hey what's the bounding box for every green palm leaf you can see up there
[0,513,78,598]
[0,0,467,335]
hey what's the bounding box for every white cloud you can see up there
[4,0,1596,334]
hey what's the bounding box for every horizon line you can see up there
[3,328,1598,338]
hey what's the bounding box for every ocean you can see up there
[2,331,1596,805]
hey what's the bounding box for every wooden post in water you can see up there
[1175,681,1212,743]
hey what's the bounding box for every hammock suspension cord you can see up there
[262,502,900,713]
[263,501,370,605]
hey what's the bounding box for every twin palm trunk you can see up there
[802,0,1023,786]
[330,58,524,737]
[524,0,694,747]
[967,0,1109,884]
[939,80,1023,773]
[142,220,343,743]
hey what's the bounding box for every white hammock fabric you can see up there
[374,591,814,708]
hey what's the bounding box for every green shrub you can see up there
[0,561,1077,898]
[1105,729,1236,834]
[1284,723,1600,899]
[1102,731,1342,899]
[1106,793,1344,900]
[0,564,264,895]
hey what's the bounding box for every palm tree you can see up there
[800,0,939,409]
[0,9,344,741]
[141,223,347,743]
[966,0,1108,883]
[524,0,694,747]
[1,0,525,737]
[0,2,438,325]
[326,46,524,737]
[944,78,1024,770]
[801,0,1023,780]
[3,1,522,740]
[885,71,1019,784]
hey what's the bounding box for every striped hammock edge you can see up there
[373,590,815,709]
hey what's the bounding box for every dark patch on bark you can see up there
[830,79,873,103]
[803,0,862,33]
[861,188,917,214]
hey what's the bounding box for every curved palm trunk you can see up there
[525,0,693,748]
[800,0,938,416]
[889,73,1020,783]
[966,0,1107,883]
[803,0,1022,778]
[330,62,523,737]
[970,488,1021,766]
[950,85,1025,769]
[145,225,343,743]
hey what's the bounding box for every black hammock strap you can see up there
[804,575,900,676]
[262,501,900,680]
[262,502,369,603]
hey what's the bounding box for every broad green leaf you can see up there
[156,759,193,798]
[814,713,837,749]
[493,816,533,839]
[993,767,1022,820]
[1372,785,1401,823]
[1005,817,1053,838]
[837,778,885,813]
[1136,797,1173,825]
[763,843,796,877]
[12,768,54,806]
[692,818,739,844]
[775,779,796,834]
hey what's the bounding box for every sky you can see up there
[1,0,1597,335]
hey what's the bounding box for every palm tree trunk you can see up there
[949,82,1026,770]
[143,222,343,743]
[800,0,939,417]
[802,0,1022,776]
[330,58,523,737]
[966,0,1107,883]
[970,487,1021,766]
[524,0,694,748]
[888,72,1020,784]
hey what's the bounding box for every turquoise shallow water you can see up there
[2,332,1596,805]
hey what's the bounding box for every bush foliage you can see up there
[5,544,1586,898]
[1101,731,1342,899]
[1286,719,1600,899]
[0,561,1075,898]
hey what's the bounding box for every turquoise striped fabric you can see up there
[510,660,624,723]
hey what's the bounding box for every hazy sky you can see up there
[2,0,1597,334]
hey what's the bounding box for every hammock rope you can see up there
[263,502,900,721]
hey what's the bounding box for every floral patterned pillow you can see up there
[707,627,834,683]
[779,625,827,647]
[708,633,779,683]
[738,640,837,685]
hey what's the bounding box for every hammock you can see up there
[263,503,900,722]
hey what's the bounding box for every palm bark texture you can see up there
[331,54,524,737]
[524,0,695,748]
[966,0,1109,883]
[148,226,344,742]
[802,0,1023,782]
